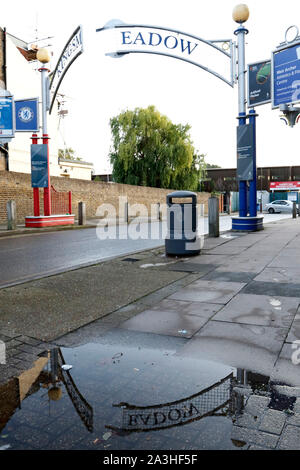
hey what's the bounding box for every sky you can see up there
[3,0,300,173]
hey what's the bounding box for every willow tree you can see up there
[109,105,205,191]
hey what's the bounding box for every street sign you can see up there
[31,144,48,188]
[272,41,300,108]
[15,98,39,132]
[237,124,254,181]
[248,60,271,107]
[0,96,14,139]
[270,181,300,190]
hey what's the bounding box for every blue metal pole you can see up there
[234,24,248,219]
[238,112,248,217]
[249,109,257,217]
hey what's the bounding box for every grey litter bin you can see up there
[165,191,201,256]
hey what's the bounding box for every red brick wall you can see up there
[0,171,211,223]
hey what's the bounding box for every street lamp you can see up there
[36,48,51,216]
[233,4,250,220]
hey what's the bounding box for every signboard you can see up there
[15,98,39,132]
[0,96,14,139]
[272,41,300,108]
[49,25,83,114]
[248,60,271,107]
[270,181,300,190]
[31,144,48,188]
[237,124,254,181]
[99,22,234,88]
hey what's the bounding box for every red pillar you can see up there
[68,191,72,214]
[31,133,40,217]
[43,134,51,216]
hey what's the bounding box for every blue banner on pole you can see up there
[273,42,300,108]
[15,98,39,132]
[0,97,14,138]
[31,144,48,188]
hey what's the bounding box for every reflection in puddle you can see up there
[0,331,298,450]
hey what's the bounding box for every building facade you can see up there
[0,29,93,180]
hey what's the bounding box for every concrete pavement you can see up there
[1,216,300,449]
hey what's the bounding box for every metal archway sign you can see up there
[97,20,236,88]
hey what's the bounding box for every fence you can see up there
[51,186,72,215]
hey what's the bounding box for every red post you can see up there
[43,134,51,216]
[31,133,40,217]
[68,191,72,214]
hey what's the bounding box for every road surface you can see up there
[0,213,292,288]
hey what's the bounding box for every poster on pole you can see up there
[15,98,39,132]
[31,144,48,188]
[0,96,14,139]
[237,124,254,181]
[272,41,300,108]
[248,60,271,107]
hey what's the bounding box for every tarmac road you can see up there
[0,212,292,288]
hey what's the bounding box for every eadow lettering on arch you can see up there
[121,30,198,55]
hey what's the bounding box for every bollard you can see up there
[124,201,129,224]
[7,200,16,230]
[293,202,297,219]
[208,197,219,238]
[157,202,162,221]
[78,202,86,225]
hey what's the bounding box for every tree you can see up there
[58,148,83,161]
[206,163,221,169]
[109,105,205,191]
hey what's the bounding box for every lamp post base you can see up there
[231,216,264,232]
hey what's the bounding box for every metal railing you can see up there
[51,185,72,215]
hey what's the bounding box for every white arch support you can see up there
[97,20,236,87]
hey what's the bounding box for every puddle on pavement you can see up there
[0,330,296,450]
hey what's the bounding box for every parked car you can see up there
[265,200,300,214]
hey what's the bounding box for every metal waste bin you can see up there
[165,191,201,256]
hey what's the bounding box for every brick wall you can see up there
[0,171,212,223]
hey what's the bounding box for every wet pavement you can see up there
[1,216,300,451]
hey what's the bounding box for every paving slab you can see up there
[213,261,270,273]
[185,254,230,265]
[151,298,222,317]
[241,281,300,298]
[270,343,300,386]
[202,271,258,283]
[177,321,287,377]
[278,425,300,450]
[119,309,209,338]
[286,312,300,343]
[268,255,300,268]
[231,425,279,449]
[254,267,300,283]
[213,294,299,329]
[168,280,246,304]
[163,262,217,274]
[206,245,248,255]
[259,408,286,435]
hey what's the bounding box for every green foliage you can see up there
[109,106,206,191]
[58,148,83,161]
[206,163,221,169]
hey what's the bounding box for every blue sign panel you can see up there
[248,60,271,107]
[0,97,14,138]
[15,98,39,132]
[31,144,48,188]
[237,124,254,181]
[273,42,300,108]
